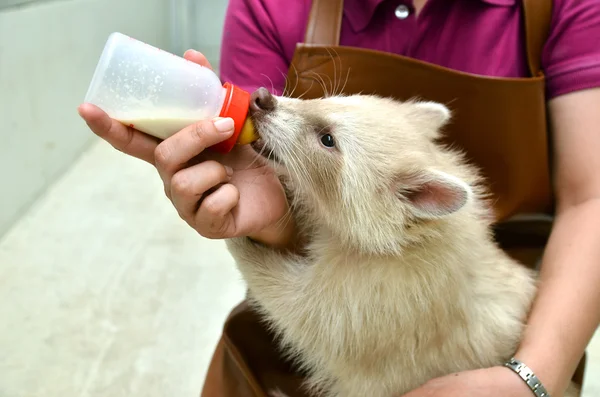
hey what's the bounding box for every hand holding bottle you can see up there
[78,50,296,249]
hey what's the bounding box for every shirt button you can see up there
[394,4,410,19]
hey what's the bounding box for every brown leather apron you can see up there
[201,1,586,395]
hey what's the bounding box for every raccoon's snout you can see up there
[250,87,276,115]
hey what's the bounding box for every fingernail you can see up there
[214,117,235,133]
[77,105,86,118]
[225,166,233,177]
[183,49,196,58]
[214,117,234,133]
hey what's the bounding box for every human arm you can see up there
[399,1,600,395]
[486,1,600,391]
[511,87,600,395]
[520,11,600,386]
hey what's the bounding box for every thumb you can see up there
[183,49,213,69]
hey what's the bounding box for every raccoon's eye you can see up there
[320,134,335,148]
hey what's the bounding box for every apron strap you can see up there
[303,0,552,77]
[521,0,554,76]
[304,0,344,45]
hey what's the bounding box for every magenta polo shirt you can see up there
[218,0,600,99]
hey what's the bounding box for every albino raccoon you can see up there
[225,88,580,397]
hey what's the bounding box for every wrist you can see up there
[504,357,554,397]
[511,347,567,396]
[248,218,300,252]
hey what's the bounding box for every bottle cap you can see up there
[237,118,258,145]
[211,82,251,153]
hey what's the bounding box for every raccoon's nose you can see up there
[250,87,276,114]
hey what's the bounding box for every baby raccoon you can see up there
[225,88,579,397]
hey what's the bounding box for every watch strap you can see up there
[504,357,551,397]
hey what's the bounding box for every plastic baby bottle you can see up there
[83,32,257,153]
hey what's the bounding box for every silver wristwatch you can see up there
[504,357,551,397]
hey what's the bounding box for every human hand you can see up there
[399,366,533,397]
[78,50,294,248]
[151,117,292,245]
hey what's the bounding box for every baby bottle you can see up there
[83,32,257,153]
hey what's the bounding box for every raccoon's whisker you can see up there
[245,153,264,170]
[278,143,313,191]
[261,73,276,96]
[279,69,294,98]
[288,64,300,98]
[309,71,330,98]
[339,67,351,96]
[244,141,270,170]
[273,207,295,237]
[327,47,342,96]
[332,47,340,96]
[285,139,318,179]
[297,79,315,100]
[279,70,289,97]
[322,50,336,97]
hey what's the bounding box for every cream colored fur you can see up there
[225,94,580,397]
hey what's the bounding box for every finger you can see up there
[154,117,234,179]
[170,161,233,221]
[195,183,240,239]
[183,49,213,69]
[78,103,159,164]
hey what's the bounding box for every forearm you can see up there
[514,198,600,394]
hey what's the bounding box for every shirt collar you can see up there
[344,0,517,32]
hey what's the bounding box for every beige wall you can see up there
[169,0,229,70]
[0,0,170,236]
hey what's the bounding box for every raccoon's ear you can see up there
[399,169,472,219]
[413,101,451,130]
